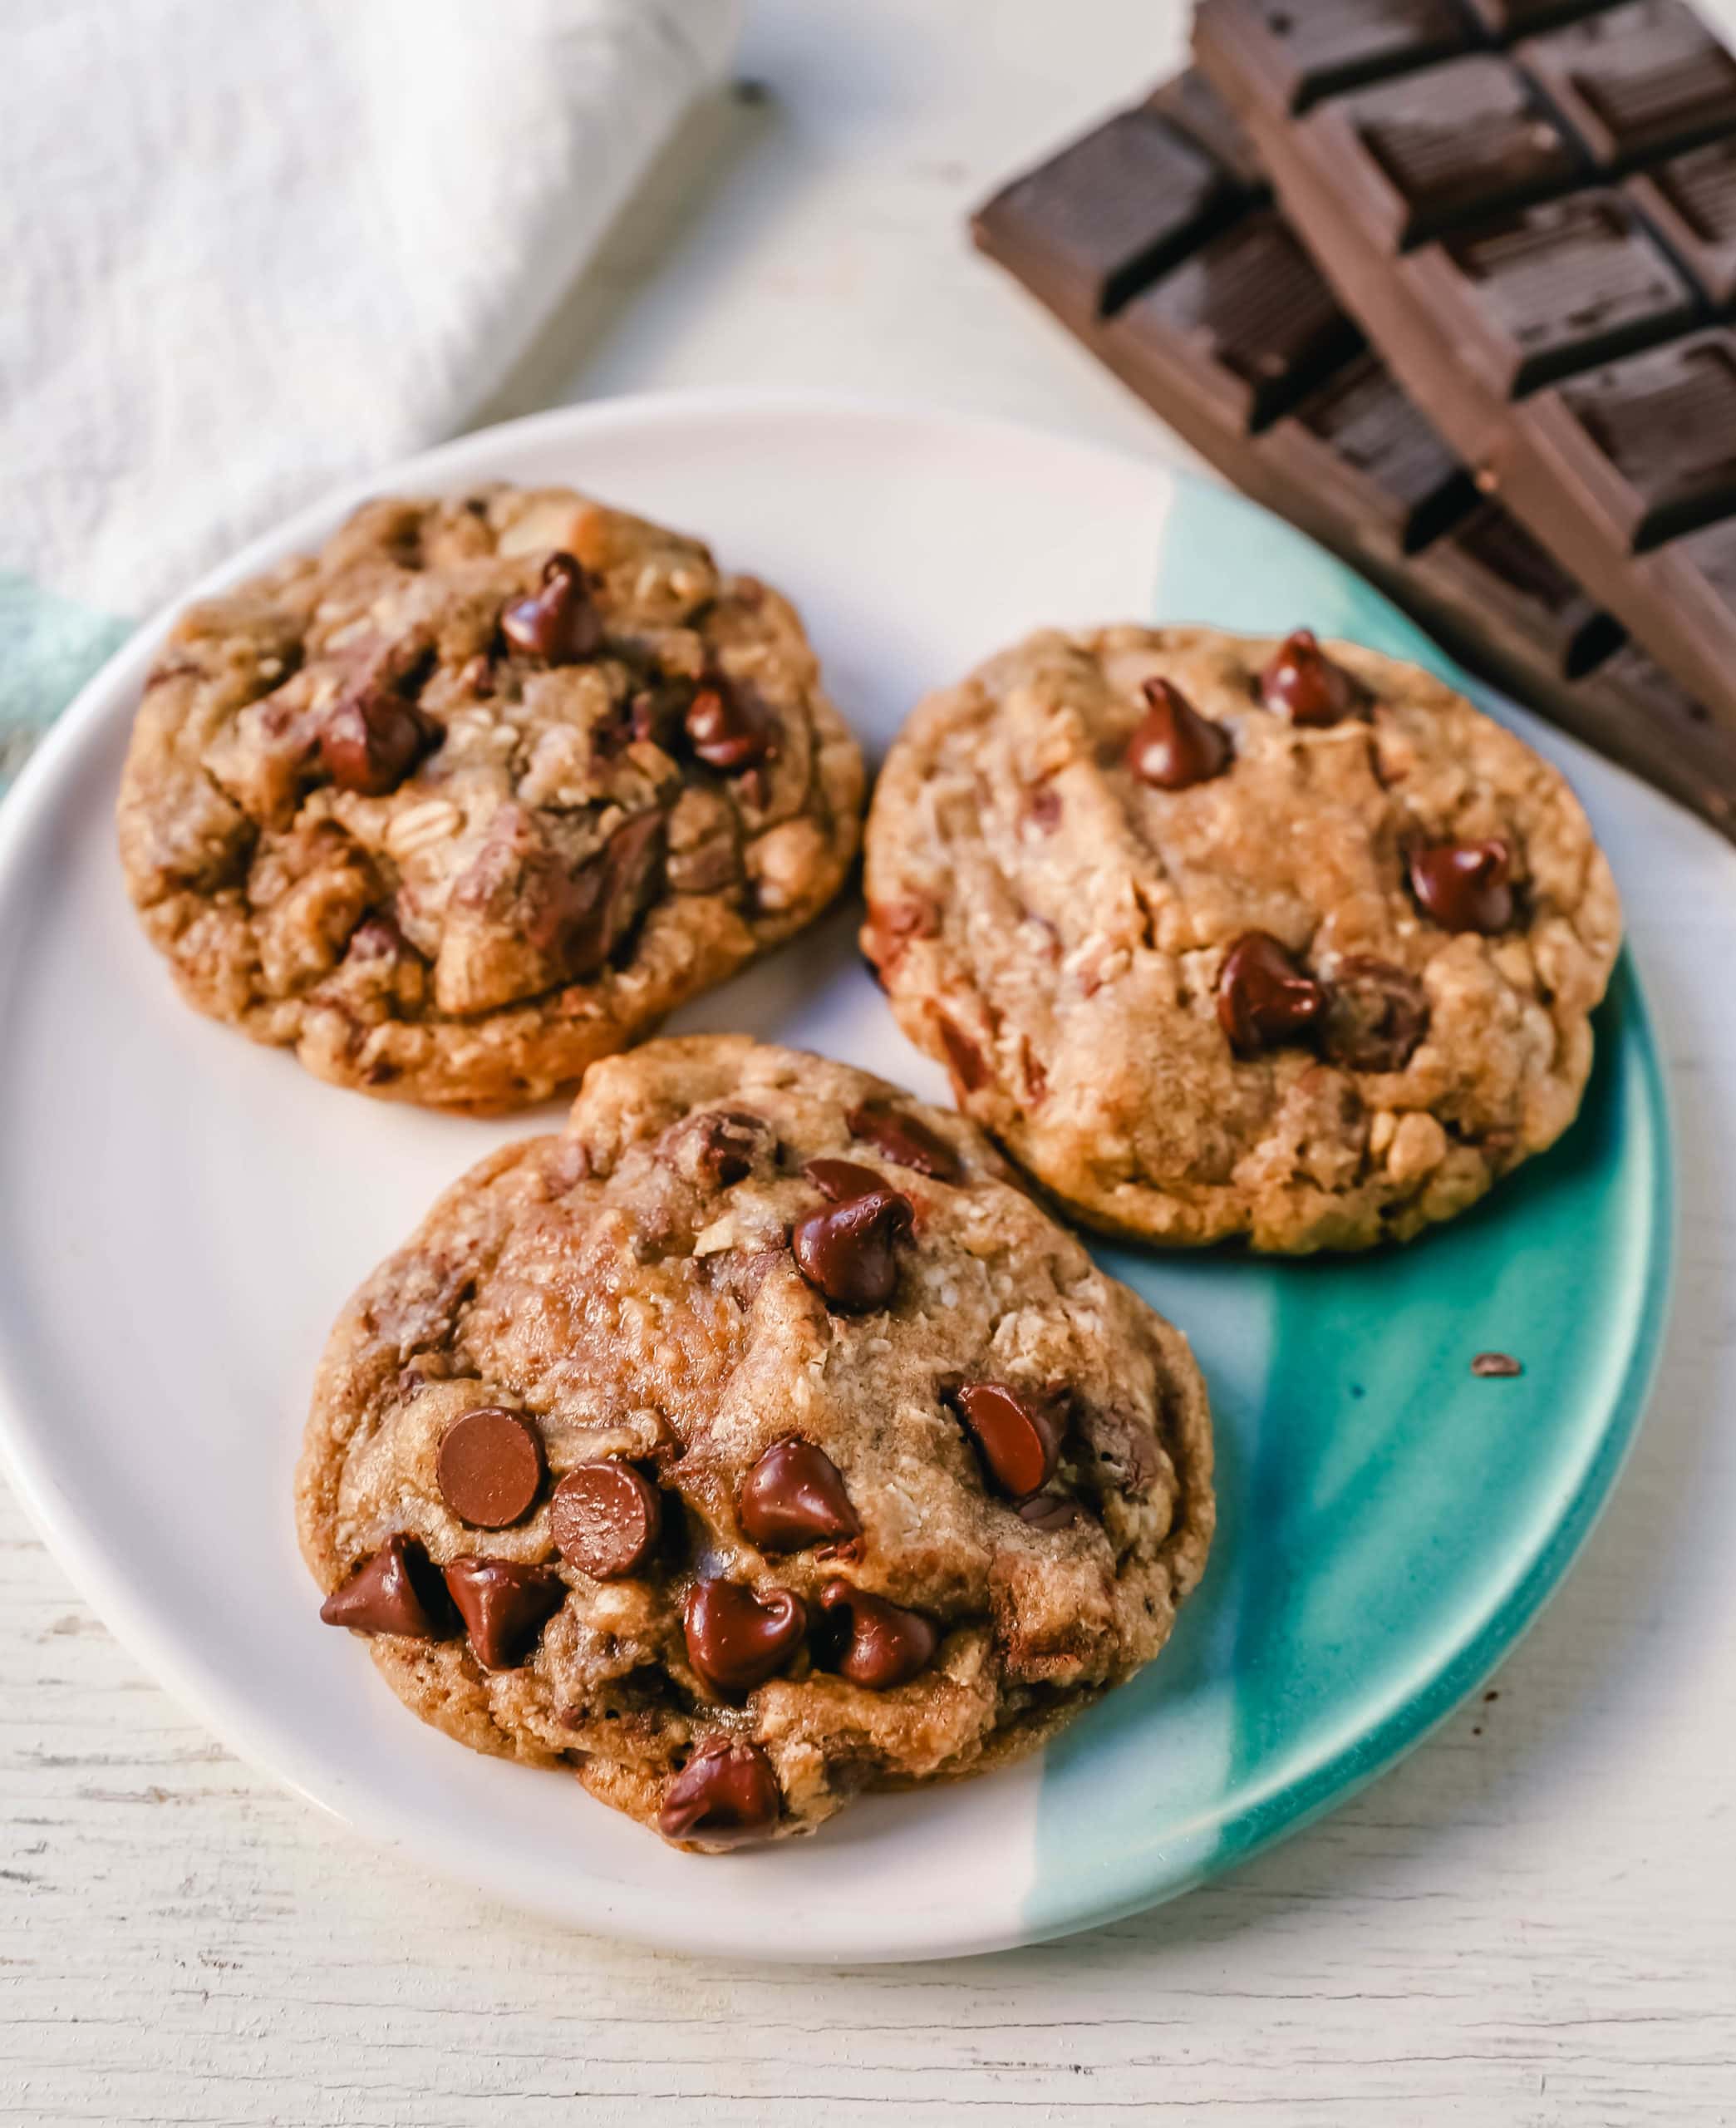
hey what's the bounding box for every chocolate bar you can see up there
[1193,0,1736,731]
[972,70,1736,834]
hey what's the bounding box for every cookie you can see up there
[297,1036,1214,1850]
[863,625,1621,1253]
[117,489,863,1110]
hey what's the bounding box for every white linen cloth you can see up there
[1,0,742,624]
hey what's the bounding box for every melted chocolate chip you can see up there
[318,682,437,796]
[952,1382,1062,1500]
[804,1156,890,1202]
[845,1101,961,1183]
[525,809,666,983]
[442,1557,565,1670]
[319,1534,452,1638]
[792,1174,915,1312]
[1408,839,1515,933]
[682,1579,807,1695]
[684,682,775,772]
[936,1016,991,1093]
[738,1438,861,1554]
[1126,677,1232,790]
[658,1737,781,1846]
[1017,1494,1087,1532]
[435,1407,544,1530]
[1217,932,1329,1055]
[551,1461,662,1580]
[1321,956,1430,1073]
[818,1580,939,1690]
[677,1108,775,1187]
[1261,628,1363,727]
[499,553,602,665]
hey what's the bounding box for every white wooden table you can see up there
[6,6,1734,2121]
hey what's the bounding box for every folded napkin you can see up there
[0,0,741,786]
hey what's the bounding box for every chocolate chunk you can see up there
[738,1438,861,1553]
[1017,1493,1087,1532]
[1408,839,1515,931]
[442,1557,565,1670]
[319,1533,452,1638]
[792,1175,914,1313]
[550,1461,662,1580]
[1261,628,1364,725]
[681,1579,807,1694]
[1199,0,1473,113]
[318,680,437,796]
[1217,932,1330,1053]
[952,1382,1062,1500]
[935,1016,991,1093]
[500,553,602,665]
[1080,1405,1163,1498]
[435,1406,544,1529]
[1472,1350,1525,1377]
[1321,954,1430,1071]
[1126,675,1233,789]
[845,1101,962,1182]
[658,1737,781,1846]
[818,1580,939,1690]
[672,1107,775,1187]
[524,808,666,984]
[684,682,775,772]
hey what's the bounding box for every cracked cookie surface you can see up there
[296,1036,1214,1848]
[118,489,863,1110]
[863,625,1621,1253]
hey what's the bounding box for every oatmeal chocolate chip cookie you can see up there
[862,625,1621,1254]
[117,490,864,1110]
[297,1036,1213,1850]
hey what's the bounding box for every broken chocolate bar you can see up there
[973,67,1736,834]
[1194,0,1736,730]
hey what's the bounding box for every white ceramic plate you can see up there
[0,392,1669,1960]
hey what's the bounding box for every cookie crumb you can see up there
[1471,1352,1523,1378]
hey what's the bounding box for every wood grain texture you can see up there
[4,4,1735,2123]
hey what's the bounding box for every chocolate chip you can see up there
[845,1101,962,1182]
[1026,781,1063,830]
[738,1438,860,1553]
[1126,676,1232,789]
[792,1174,914,1312]
[435,1406,545,1529]
[658,1736,781,1846]
[818,1580,939,1689]
[1261,629,1363,727]
[442,1557,565,1670]
[1017,1494,1086,1532]
[500,553,602,665]
[952,1382,1062,1500]
[684,681,775,772]
[1408,839,1515,933]
[1320,955,1429,1072]
[1472,1351,1524,1378]
[550,1461,663,1579]
[804,1155,891,1202]
[681,1579,807,1694]
[318,682,437,796]
[319,1533,452,1638]
[1217,932,1329,1055]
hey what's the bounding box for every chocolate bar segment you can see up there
[1519,2,1736,167]
[973,69,1736,832]
[1194,0,1736,726]
[1196,0,1474,113]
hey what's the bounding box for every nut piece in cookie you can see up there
[118,489,864,1111]
[296,1036,1215,1849]
[862,624,1621,1252]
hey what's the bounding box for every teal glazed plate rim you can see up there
[0,392,1675,1961]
